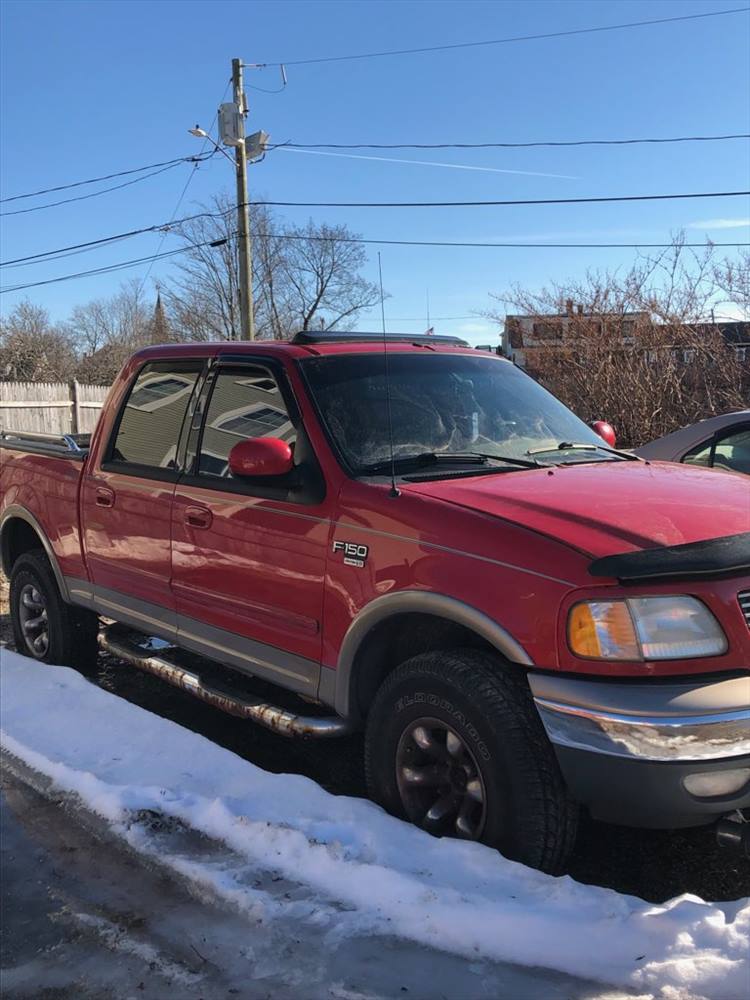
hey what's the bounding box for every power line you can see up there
[278,133,750,151]
[258,190,750,209]
[0,237,233,295]
[5,215,748,271]
[3,232,747,295]
[0,154,215,204]
[3,210,748,272]
[259,234,750,250]
[0,157,217,218]
[261,7,749,67]
[0,208,236,268]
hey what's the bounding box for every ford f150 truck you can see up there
[1,332,749,872]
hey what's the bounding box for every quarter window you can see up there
[683,439,712,468]
[713,428,750,475]
[683,426,750,475]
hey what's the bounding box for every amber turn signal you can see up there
[567,600,640,660]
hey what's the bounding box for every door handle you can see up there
[95,486,115,508]
[185,506,212,530]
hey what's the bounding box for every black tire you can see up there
[9,550,99,675]
[364,649,578,874]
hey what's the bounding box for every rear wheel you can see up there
[365,649,578,874]
[9,550,99,675]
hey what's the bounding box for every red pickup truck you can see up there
[2,332,749,871]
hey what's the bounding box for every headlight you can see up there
[568,597,727,661]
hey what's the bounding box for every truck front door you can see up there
[170,360,331,700]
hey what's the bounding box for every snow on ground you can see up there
[1,648,747,1000]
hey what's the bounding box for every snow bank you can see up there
[1,648,747,1000]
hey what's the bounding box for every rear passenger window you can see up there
[198,367,295,479]
[109,363,200,470]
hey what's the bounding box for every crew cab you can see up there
[2,332,749,871]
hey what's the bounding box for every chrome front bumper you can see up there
[528,672,750,827]
[529,672,750,762]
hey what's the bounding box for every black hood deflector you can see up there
[589,531,750,582]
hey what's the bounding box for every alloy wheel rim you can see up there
[395,717,487,840]
[18,583,49,658]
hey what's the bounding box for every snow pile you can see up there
[1,648,747,1000]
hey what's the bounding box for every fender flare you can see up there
[0,505,71,602]
[334,590,534,718]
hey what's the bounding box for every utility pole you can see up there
[232,58,255,340]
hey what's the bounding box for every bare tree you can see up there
[487,239,748,447]
[274,219,381,333]
[0,300,76,381]
[712,249,750,316]
[67,280,154,383]
[164,193,380,340]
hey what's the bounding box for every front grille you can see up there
[739,590,750,630]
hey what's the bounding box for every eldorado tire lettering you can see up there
[395,691,491,761]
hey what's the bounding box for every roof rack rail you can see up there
[291,331,470,347]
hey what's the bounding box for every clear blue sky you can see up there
[1,0,749,344]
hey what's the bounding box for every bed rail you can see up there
[0,430,91,458]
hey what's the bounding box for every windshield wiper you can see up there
[464,450,540,468]
[360,451,538,475]
[526,442,638,461]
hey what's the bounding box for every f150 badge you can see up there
[332,540,369,568]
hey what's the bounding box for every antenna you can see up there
[378,252,399,498]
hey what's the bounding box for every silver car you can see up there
[635,410,750,476]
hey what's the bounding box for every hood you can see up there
[403,460,750,559]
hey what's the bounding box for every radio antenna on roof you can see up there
[378,252,399,498]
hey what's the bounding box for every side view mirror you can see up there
[228,437,293,478]
[592,421,617,449]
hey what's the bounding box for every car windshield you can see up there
[301,351,611,474]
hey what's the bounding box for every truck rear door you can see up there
[81,359,204,630]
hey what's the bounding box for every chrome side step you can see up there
[98,626,353,739]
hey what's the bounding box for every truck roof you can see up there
[129,332,488,365]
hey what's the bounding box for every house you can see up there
[503,302,749,371]
[503,301,650,369]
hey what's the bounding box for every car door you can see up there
[170,358,331,699]
[81,358,205,631]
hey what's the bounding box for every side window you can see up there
[109,363,200,471]
[712,427,750,475]
[198,366,296,479]
[682,439,712,468]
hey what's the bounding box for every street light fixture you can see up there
[188,125,235,164]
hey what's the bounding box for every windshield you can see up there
[301,352,608,473]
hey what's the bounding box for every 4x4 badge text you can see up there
[332,540,369,568]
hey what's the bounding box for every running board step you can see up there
[98,626,353,739]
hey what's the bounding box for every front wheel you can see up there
[364,649,578,874]
[9,550,99,674]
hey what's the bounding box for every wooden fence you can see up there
[0,381,110,435]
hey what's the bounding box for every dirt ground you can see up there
[1,577,747,905]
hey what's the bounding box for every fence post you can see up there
[69,380,81,435]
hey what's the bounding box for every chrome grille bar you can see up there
[739,589,750,629]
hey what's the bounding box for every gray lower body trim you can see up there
[529,671,750,762]
[318,664,338,710]
[66,578,321,699]
[335,590,533,718]
[1,505,71,602]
